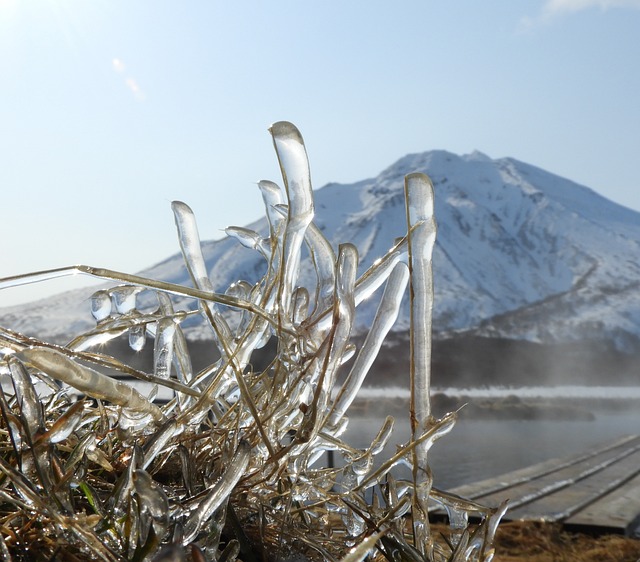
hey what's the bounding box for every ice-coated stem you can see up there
[183,440,250,545]
[0,265,278,328]
[404,172,437,555]
[258,179,285,240]
[336,531,384,562]
[17,348,164,422]
[225,226,270,259]
[310,237,407,335]
[171,201,234,347]
[304,222,337,320]
[269,121,314,317]
[327,262,409,427]
[8,356,45,435]
[325,243,358,391]
[296,243,357,448]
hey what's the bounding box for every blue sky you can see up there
[1,0,639,306]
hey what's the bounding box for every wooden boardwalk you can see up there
[442,435,640,536]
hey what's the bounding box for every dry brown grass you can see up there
[491,521,640,562]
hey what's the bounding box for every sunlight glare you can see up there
[112,57,125,73]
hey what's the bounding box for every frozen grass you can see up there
[0,122,505,561]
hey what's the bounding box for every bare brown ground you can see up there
[490,521,640,562]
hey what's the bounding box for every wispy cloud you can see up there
[522,0,640,27]
[112,57,146,101]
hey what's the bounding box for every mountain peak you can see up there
[2,150,640,353]
[464,150,492,162]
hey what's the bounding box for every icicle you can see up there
[133,468,169,523]
[328,243,358,380]
[368,416,395,457]
[64,432,96,473]
[156,292,193,386]
[109,446,139,515]
[225,281,255,337]
[154,317,178,380]
[129,322,146,352]
[355,237,407,305]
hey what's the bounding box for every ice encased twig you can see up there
[404,172,437,556]
[269,121,315,317]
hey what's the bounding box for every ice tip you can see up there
[268,121,304,143]
[405,172,434,185]
[404,172,436,201]
[171,201,192,212]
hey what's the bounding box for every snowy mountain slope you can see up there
[2,150,640,351]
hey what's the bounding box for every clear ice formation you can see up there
[0,122,506,561]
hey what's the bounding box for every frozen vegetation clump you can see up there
[0,122,506,561]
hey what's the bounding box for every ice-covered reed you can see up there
[0,122,506,561]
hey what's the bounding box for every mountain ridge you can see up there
[1,149,639,354]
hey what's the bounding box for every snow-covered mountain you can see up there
[2,150,640,353]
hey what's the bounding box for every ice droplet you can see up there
[129,324,146,351]
[90,290,112,322]
[110,285,143,315]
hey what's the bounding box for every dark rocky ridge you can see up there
[100,330,640,391]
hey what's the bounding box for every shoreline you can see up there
[347,391,638,420]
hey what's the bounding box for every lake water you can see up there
[17,373,636,491]
[340,388,640,490]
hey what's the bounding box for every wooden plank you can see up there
[434,435,640,534]
[448,435,640,501]
[565,472,640,536]
[507,447,640,521]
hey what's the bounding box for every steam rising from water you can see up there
[357,385,640,400]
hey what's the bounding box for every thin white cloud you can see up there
[544,0,640,16]
[522,0,640,27]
